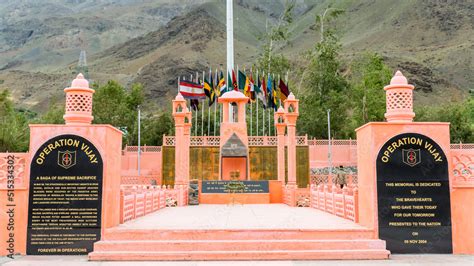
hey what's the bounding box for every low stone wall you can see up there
[119,185,188,224]
[310,184,358,222]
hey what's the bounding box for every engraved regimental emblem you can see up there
[402,148,421,167]
[58,150,76,169]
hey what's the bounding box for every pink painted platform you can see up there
[89,204,390,261]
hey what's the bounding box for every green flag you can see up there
[238,70,247,91]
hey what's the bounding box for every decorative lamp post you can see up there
[63,73,94,125]
[384,71,415,122]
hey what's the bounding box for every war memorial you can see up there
[0,1,473,262]
[0,67,472,261]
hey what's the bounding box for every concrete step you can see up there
[89,249,391,261]
[93,239,387,252]
[103,228,375,241]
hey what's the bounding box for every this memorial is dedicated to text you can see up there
[376,133,452,253]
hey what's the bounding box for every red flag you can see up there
[279,78,289,101]
[232,70,238,91]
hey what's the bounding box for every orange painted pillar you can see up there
[356,71,471,255]
[183,107,192,182]
[283,94,299,206]
[172,94,189,206]
[274,107,286,183]
[8,74,123,256]
[218,91,250,180]
[284,93,299,187]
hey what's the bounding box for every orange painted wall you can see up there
[200,193,270,204]
[309,144,357,168]
[121,151,161,176]
[356,122,474,254]
[0,153,29,256]
[269,180,283,203]
[450,188,474,254]
[221,157,247,180]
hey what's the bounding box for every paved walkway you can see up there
[1,255,473,265]
[117,204,364,230]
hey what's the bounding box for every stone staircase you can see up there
[88,228,390,260]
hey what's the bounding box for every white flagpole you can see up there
[201,71,204,136]
[192,74,197,136]
[196,71,199,136]
[226,0,234,83]
[285,70,289,104]
[137,105,141,176]
[278,74,281,107]
[268,108,270,137]
[250,67,253,136]
[214,68,218,136]
[263,101,265,135]
[207,69,211,136]
[256,69,259,136]
[272,73,275,136]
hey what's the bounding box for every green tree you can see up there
[348,53,392,127]
[255,0,294,76]
[0,90,29,152]
[38,104,64,124]
[142,112,174,146]
[92,81,144,145]
[416,98,474,143]
[298,30,350,139]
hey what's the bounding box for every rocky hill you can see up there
[0,0,472,112]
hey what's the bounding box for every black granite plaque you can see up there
[221,133,247,157]
[27,135,103,255]
[202,180,269,193]
[376,133,452,253]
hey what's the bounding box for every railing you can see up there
[163,135,308,146]
[310,184,358,222]
[0,153,29,190]
[120,185,185,224]
[310,174,358,186]
[121,175,161,185]
[450,143,474,149]
[295,188,311,207]
[163,136,176,146]
[248,136,278,146]
[282,185,310,207]
[190,136,220,146]
[124,146,162,153]
[296,135,308,146]
[451,145,474,187]
[308,139,357,146]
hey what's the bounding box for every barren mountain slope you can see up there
[0,0,472,112]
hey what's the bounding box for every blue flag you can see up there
[267,74,273,108]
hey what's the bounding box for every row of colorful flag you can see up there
[178,69,290,110]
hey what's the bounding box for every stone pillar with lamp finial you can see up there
[354,70,470,254]
[283,93,299,206]
[172,93,190,206]
[63,73,95,125]
[383,70,415,122]
[21,73,124,256]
